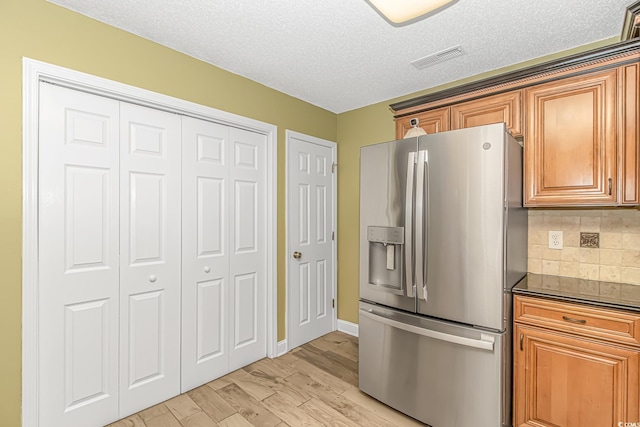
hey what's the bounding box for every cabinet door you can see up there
[451,90,522,136]
[395,107,450,139]
[524,69,617,206]
[514,324,640,427]
[619,63,640,205]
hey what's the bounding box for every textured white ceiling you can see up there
[48,0,630,113]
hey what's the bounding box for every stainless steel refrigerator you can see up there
[359,123,527,427]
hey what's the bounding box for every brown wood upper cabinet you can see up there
[395,91,522,138]
[395,106,450,138]
[524,69,618,206]
[524,64,640,206]
[451,90,522,136]
[391,40,640,207]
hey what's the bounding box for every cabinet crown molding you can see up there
[391,39,640,114]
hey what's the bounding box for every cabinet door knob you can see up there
[204,266,211,273]
[149,274,157,283]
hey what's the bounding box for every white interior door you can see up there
[181,117,230,391]
[119,103,181,416]
[228,127,267,370]
[287,132,336,350]
[38,83,120,427]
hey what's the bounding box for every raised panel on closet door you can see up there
[181,117,230,392]
[229,127,267,370]
[38,83,120,427]
[119,103,181,417]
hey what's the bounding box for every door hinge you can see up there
[332,298,335,308]
[332,162,337,173]
[332,231,335,241]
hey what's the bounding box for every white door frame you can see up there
[22,58,278,427]
[284,130,337,354]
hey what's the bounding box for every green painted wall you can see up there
[335,37,619,324]
[0,1,337,424]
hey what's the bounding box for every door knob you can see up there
[293,251,302,259]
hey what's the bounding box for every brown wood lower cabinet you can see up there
[513,294,640,427]
[513,324,640,427]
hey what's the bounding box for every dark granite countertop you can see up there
[512,274,640,313]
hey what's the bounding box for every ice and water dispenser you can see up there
[367,226,404,294]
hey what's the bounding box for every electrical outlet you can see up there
[548,230,563,250]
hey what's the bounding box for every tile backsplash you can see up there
[528,209,640,285]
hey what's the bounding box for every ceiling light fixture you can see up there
[366,0,456,25]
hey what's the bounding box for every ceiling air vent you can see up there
[411,45,465,70]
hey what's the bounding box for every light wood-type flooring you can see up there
[108,331,425,427]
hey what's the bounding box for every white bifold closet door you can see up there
[38,82,267,425]
[181,116,267,392]
[118,103,181,416]
[39,83,121,427]
[39,83,182,425]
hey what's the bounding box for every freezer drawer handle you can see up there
[360,309,495,351]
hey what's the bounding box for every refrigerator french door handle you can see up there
[415,150,426,301]
[405,152,416,298]
[422,150,429,301]
[360,309,495,351]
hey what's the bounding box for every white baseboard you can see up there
[276,339,288,357]
[337,319,359,337]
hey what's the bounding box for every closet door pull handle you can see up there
[204,266,211,273]
[149,275,157,283]
[608,178,612,196]
[562,315,586,324]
